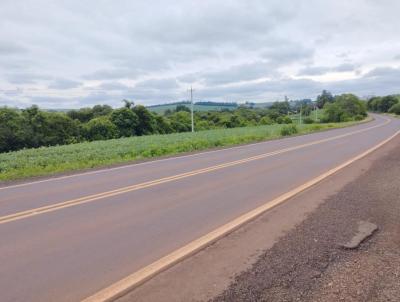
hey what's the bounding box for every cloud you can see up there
[48,79,81,90]
[94,82,131,91]
[364,67,400,78]
[0,41,27,55]
[200,61,274,85]
[134,78,179,90]
[0,0,399,108]
[5,73,52,85]
[298,63,357,76]
[261,43,314,65]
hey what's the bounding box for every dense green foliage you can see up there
[367,95,400,114]
[388,103,400,115]
[322,94,367,122]
[0,103,297,153]
[0,121,361,181]
[0,91,370,153]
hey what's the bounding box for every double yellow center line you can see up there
[0,118,390,225]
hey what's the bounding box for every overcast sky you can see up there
[1,0,399,108]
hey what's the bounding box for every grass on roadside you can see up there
[0,120,364,182]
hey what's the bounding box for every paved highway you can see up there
[0,114,399,302]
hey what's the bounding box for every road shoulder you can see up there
[117,121,399,302]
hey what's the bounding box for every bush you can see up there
[303,117,314,124]
[84,117,117,141]
[280,125,298,136]
[282,116,292,124]
[259,116,273,125]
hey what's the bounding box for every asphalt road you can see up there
[0,114,399,302]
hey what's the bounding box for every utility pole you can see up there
[299,104,302,124]
[315,104,318,121]
[190,86,194,132]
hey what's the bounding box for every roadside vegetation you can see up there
[0,90,371,181]
[366,95,400,115]
[0,121,362,181]
[1,91,367,154]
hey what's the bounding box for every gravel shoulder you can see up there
[213,135,400,302]
[118,128,399,302]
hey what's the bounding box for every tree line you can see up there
[366,95,400,114]
[0,91,368,153]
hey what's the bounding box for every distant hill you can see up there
[147,101,239,113]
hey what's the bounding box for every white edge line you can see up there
[82,127,400,302]
[0,116,388,223]
[0,115,381,191]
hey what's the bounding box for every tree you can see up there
[169,111,191,132]
[175,104,191,112]
[316,90,334,109]
[323,102,346,122]
[154,115,173,134]
[92,105,112,117]
[322,94,366,122]
[335,94,366,116]
[270,101,290,115]
[226,114,244,128]
[367,97,382,112]
[110,108,139,137]
[389,103,400,115]
[45,113,80,145]
[0,107,24,152]
[21,105,50,148]
[84,117,117,141]
[378,95,398,113]
[122,99,135,109]
[132,105,156,135]
[67,107,94,122]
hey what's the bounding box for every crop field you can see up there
[0,120,362,182]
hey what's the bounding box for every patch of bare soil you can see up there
[213,140,400,302]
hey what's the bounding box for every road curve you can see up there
[0,114,399,302]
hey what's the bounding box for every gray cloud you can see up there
[364,67,400,78]
[95,82,131,91]
[48,79,81,90]
[261,43,314,65]
[298,63,357,76]
[0,0,399,108]
[135,78,179,90]
[5,73,52,85]
[201,62,275,85]
[0,41,27,55]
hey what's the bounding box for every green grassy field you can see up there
[0,120,363,182]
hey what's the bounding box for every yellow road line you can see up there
[0,115,376,192]
[82,126,400,302]
[0,117,392,226]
